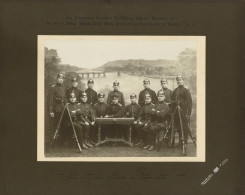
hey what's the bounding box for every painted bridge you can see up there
[78,71,106,78]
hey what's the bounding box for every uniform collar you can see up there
[178,85,184,88]
[56,83,63,86]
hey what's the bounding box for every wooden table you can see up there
[95,117,135,147]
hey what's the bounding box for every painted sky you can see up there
[45,39,196,68]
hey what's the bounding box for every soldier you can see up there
[124,93,142,145]
[172,75,192,144]
[93,93,109,141]
[142,91,170,151]
[107,80,125,106]
[85,79,98,106]
[66,77,83,102]
[93,93,109,118]
[138,78,157,106]
[67,92,88,149]
[48,73,66,139]
[105,94,125,146]
[78,92,96,148]
[157,78,173,104]
[138,93,156,148]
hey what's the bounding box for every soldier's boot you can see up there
[148,133,156,151]
[84,128,93,148]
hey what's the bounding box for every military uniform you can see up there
[66,87,83,102]
[67,102,87,149]
[93,93,109,140]
[124,94,142,144]
[107,80,125,106]
[172,76,193,144]
[93,102,109,118]
[48,82,66,135]
[85,79,98,106]
[85,88,98,106]
[157,88,173,104]
[172,85,192,115]
[107,90,125,106]
[138,79,157,106]
[107,97,125,138]
[78,93,96,147]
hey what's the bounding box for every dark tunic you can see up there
[172,85,192,115]
[93,102,109,117]
[48,83,66,113]
[138,88,157,106]
[85,88,98,106]
[107,90,125,106]
[77,102,95,122]
[157,88,173,104]
[66,87,83,102]
[108,103,125,118]
[150,102,169,128]
[124,103,141,120]
[139,102,155,122]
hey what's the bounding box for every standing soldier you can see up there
[157,78,173,104]
[67,92,88,149]
[66,77,83,102]
[142,91,169,151]
[172,75,192,145]
[124,93,142,145]
[48,73,66,141]
[107,80,125,106]
[105,94,125,146]
[138,78,157,106]
[78,92,96,148]
[93,93,109,141]
[85,79,98,106]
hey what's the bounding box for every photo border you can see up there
[37,35,206,162]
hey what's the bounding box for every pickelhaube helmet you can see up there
[160,78,167,84]
[157,91,165,97]
[98,93,105,98]
[143,78,150,84]
[130,93,137,99]
[88,79,94,84]
[69,92,76,98]
[176,75,183,81]
[71,76,78,82]
[113,80,119,86]
[57,73,64,79]
[81,92,87,98]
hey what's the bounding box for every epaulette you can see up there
[51,84,56,87]
[77,103,81,105]
[118,103,122,106]
[151,103,155,105]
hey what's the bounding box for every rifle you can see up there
[50,103,69,146]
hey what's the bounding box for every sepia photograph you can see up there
[37,36,205,161]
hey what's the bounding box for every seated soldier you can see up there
[93,92,109,140]
[77,92,95,148]
[138,93,156,148]
[143,91,170,151]
[124,93,142,145]
[105,94,125,146]
[67,92,88,149]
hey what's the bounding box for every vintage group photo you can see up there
[37,36,205,161]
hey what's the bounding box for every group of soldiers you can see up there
[48,73,192,151]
